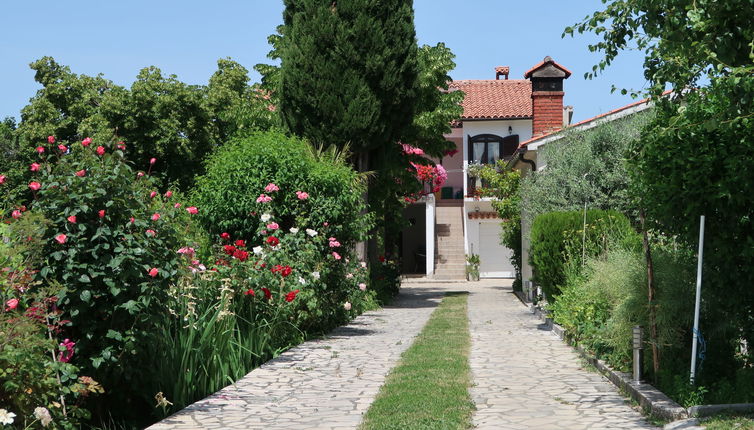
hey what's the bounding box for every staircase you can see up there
[433,204,467,280]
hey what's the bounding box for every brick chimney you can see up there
[524,56,571,136]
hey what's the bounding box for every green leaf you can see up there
[78,274,91,283]
[80,290,92,302]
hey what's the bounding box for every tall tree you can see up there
[279,0,419,156]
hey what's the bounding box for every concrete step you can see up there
[433,272,467,280]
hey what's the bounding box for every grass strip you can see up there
[360,291,474,430]
[702,414,754,429]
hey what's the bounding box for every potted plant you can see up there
[466,253,481,281]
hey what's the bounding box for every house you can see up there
[400,56,573,279]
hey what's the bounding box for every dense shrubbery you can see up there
[529,209,637,302]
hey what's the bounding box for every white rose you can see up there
[290,227,299,234]
[312,271,320,279]
[298,277,306,285]
[306,229,318,237]
[34,407,52,427]
[343,301,352,311]
[253,246,263,255]
[261,213,272,222]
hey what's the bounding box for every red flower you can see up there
[0,175,5,184]
[129,217,135,224]
[148,267,159,277]
[266,236,279,247]
[82,137,92,147]
[233,249,249,262]
[220,232,230,240]
[96,146,105,156]
[98,210,106,219]
[54,234,67,244]
[151,213,161,221]
[29,181,41,191]
[58,144,68,152]
[186,206,198,214]
[149,157,156,165]
[149,191,157,199]
[75,169,86,177]
[164,190,172,198]
[30,162,40,172]
[36,146,45,154]
[117,141,126,150]
[379,255,386,262]
[223,245,236,255]
[47,136,56,144]
[67,215,77,223]
[235,239,246,248]
[5,298,19,311]
[281,266,292,277]
[244,289,255,296]
[146,229,156,236]
[285,289,300,302]
[262,287,272,300]
[12,210,22,219]
[174,203,181,208]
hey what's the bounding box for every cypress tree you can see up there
[279,0,419,155]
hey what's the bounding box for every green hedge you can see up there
[529,209,637,302]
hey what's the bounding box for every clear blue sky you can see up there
[0,0,647,123]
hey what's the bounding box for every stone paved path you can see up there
[469,279,657,429]
[150,279,658,429]
[148,284,445,430]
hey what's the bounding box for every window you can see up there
[467,134,519,164]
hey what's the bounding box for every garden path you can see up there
[469,279,657,429]
[147,283,446,430]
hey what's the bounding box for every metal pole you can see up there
[690,215,705,384]
[633,326,643,383]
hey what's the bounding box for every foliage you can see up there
[0,211,102,429]
[478,162,522,289]
[519,110,652,225]
[15,57,276,190]
[8,136,203,420]
[278,0,418,154]
[149,218,374,415]
[529,209,636,302]
[465,254,480,281]
[193,130,373,249]
[565,0,754,96]
[360,292,474,430]
[630,75,754,382]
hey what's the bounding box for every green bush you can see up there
[193,130,373,248]
[529,209,636,302]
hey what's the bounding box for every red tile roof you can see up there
[468,211,500,220]
[450,79,532,121]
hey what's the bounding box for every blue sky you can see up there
[0,1,647,123]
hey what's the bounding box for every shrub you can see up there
[4,136,204,419]
[529,209,636,302]
[193,130,373,248]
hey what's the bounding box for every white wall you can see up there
[463,200,515,278]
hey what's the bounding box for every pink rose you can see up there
[82,137,92,147]
[296,191,309,200]
[332,252,341,260]
[148,267,159,278]
[264,183,279,192]
[174,203,181,208]
[343,302,352,311]
[30,163,40,172]
[75,169,86,177]
[67,215,77,223]
[186,206,198,214]
[266,222,279,230]
[256,194,272,203]
[54,234,67,244]
[36,146,45,154]
[137,172,144,178]
[149,191,157,199]
[47,136,56,144]
[164,190,172,198]
[146,229,156,236]
[151,213,161,221]
[0,175,5,184]
[12,210,22,219]
[58,144,68,152]
[359,283,367,291]
[58,339,75,363]
[129,217,135,224]
[98,210,105,218]
[29,181,41,191]
[117,141,126,150]
[5,298,19,310]
[149,157,156,165]
[96,146,105,156]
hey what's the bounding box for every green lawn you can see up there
[359,292,474,430]
[702,414,754,430]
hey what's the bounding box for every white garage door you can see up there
[478,222,515,278]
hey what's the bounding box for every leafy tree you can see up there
[278,0,419,156]
[566,0,754,96]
